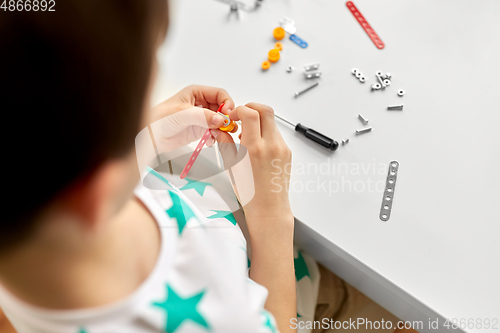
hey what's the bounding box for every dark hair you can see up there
[0,1,168,252]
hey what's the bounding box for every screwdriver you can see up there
[274,114,339,151]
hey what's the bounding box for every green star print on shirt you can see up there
[207,210,237,225]
[152,285,210,333]
[294,251,310,281]
[262,310,277,333]
[166,191,197,235]
[180,178,212,196]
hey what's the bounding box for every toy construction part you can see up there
[180,128,211,179]
[380,161,399,221]
[273,27,285,40]
[180,103,227,179]
[274,42,283,51]
[268,49,280,63]
[217,112,236,132]
[261,60,271,70]
[290,34,308,48]
[346,1,384,49]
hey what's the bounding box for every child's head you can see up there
[0,1,168,253]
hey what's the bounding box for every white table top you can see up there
[154,0,500,331]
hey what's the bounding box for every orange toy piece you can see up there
[268,49,280,63]
[274,42,283,51]
[273,27,285,41]
[218,112,236,132]
[261,60,271,70]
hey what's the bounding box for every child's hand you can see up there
[150,85,236,151]
[214,104,296,332]
[213,103,293,225]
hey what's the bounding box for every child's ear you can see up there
[62,155,137,230]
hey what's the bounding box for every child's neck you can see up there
[0,197,160,310]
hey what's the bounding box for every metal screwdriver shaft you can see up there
[274,113,339,151]
[274,114,295,126]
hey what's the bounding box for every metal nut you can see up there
[359,76,366,83]
[304,71,321,79]
[304,63,320,71]
[372,83,382,90]
[352,68,359,75]
[398,89,405,96]
[383,79,391,86]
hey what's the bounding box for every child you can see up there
[0,1,296,332]
[0,1,419,333]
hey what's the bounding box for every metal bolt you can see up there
[387,104,404,110]
[358,114,369,125]
[342,139,350,145]
[356,127,373,135]
[294,82,319,98]
[376,73,386,88]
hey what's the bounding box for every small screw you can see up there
[376,74,386,88]
[387,104,404,110]
[358,114,369,125]
[356,127,373,135]
[342,139,350,145]
[294,82,319,98]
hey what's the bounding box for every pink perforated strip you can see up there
[180,128,211,179]
[180,103,225,179]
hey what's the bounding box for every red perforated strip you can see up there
[180,103,225,179]
[180,128,211,179]
[346,1,384,49]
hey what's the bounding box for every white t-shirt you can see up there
[0,168,319,333]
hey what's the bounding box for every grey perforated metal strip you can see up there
[380,161,399,222]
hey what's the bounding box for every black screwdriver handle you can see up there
[295,123,339,151]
